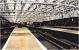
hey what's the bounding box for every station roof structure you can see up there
[0,0,79,23]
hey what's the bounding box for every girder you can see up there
[0,0,79,23]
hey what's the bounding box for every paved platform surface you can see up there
[39,26,79,35]
[2,27,47,50]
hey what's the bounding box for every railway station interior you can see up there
[0,0,79,50]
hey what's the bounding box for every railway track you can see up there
[29,28,79,50]
[0,27,14,49]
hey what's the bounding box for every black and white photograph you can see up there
[0,0,79,50]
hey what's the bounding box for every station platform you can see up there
[2,27,47,50]
[39,26,79,35]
